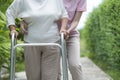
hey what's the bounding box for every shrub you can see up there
[0,10,24,74]
[82,0,120,70]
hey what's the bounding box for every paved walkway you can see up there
[80,57,112,80]
[15,57,113,80]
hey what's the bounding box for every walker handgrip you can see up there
[60,32,64,42]
[11,33,16,46]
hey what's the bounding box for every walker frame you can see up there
[10,33,68,80]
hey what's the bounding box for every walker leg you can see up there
[61,33,68,80]
[10,48,16,80]
[9,33,68,80]
[10,33,16,80]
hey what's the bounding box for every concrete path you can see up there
[15,57,113,80]
[80,57,113,80]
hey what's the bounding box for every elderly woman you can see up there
[6,0,68,80]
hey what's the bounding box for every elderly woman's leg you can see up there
[24,46,42,80]
[41,45,60,80]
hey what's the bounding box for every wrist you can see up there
[60,28,66,32]
[60,26,66,30]
[67,29,71,34]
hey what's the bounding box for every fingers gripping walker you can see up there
[10,32,68,80]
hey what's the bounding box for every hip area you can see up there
[24,32,60,43]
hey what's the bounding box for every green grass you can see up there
[80,38,120,80]
[107,70,120,80]
[16,61,25,72]
[92,58,120,80]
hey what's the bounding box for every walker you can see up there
[10,32,68,80]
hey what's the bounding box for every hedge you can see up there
[82,0,120,70]
[0,10,23,73]
[0,0,13,13]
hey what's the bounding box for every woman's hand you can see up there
[9,25,18,38]
[60,29,69,40]
[20,20,28,35]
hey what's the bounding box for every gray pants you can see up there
[24,45,60,80]
[66,35,83,80]
[58,35,83,80]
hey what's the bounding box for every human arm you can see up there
[6,0,21,37]
[59,18,68,35]
[67,0,87,35]
[67,11,82,34]
[59,0,68,37]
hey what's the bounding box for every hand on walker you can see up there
[9,25,18,38]
[60,29,69,40]
[20,19,28,35]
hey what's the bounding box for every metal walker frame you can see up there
[10,33,68,80]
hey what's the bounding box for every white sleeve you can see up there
[60,0,68,18]
[6,0,21,28]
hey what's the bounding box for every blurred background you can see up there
[0,0,120,80]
